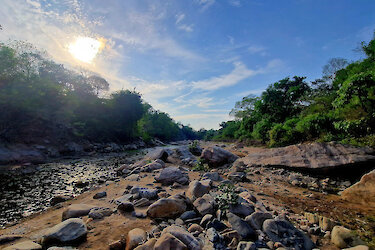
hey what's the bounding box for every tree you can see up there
[87,75,109,95]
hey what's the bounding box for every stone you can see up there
[109,240,125,250]
[134,238,157,250]
[341,169,375,205]
[147,194,189,219]
[88,207,113,219]
[200,214,213,227]
[237,142,375,177]
[161,225,201,250]
[180,211,198,221]
[187,180,211,201]
[263,219,314,250]
[188,224,204,233]
[193,194,215,216]
[131,187,158,200]
[50,195,73,206]
[305,212,319,224]
[319,216,336,231]
[206,219,228,231]
[331,226,366,248]
[227,212,257,241]
[343,246,369,250]
[228,202,255,218]
[93,191,107,199]
[133,198,151,207]
[118,201,135,213]
[126,228,147,250]
[228,172,247,182]
[41,218,87,247]
[155,167,189,185]
[201,146,239,168]
[141,162,163,172]
[202,172,222,181]
[146,148,169,162]
[245,211,273,230]
[0,235,23,244]
[154,233,188,250]
[3,240,42,250]
[62,204,97,220]
[115,194,133,205]
[237,241,257,250]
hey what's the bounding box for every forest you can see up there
[0,41,203,144]
[210,35,375,148]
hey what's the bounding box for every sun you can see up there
[68,37,103,63]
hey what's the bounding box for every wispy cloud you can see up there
[196,0,216,11]
[228,0,241,7]
[248,45,267,56]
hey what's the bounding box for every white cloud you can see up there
[178,24,194,33]
[175,13,185,24]
[192,62,255,90]
[248,45,267,56]
[228,0,241,7]
[196,0,216,11]
[174,113,231,130]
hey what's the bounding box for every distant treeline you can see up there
[210,34,375,147]
[0,41,205,144]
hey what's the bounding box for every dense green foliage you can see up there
[214,35,375,147]
[0,41,200,144]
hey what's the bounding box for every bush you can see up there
[251,118,274,142]
[269,118,302,147]
[295,113,337,141]
[215,183,239,210]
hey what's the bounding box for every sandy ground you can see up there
[1,143,375,249]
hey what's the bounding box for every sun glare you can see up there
[68,37,103,63]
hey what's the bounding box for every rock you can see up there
[146,148,169,162]
[147,194,189,219]
[88,207,113,219]
[155,167,189,185]
[304,212,319,224]
[0,235,23,244]
[187,180,211,201]
[237,142,375,177]
[131,187,158,200]
[126,174,140,181]
[118,201,135,213]
[50,195,73,206]
[200,214,213,227]
[228,172,247,182]
[206,219,228,231]
[189,144,203,156]
[343,246,369,250]
[93,191,107,199]
[41,218,87,247]
[202,172,222,181]
[133,198,151,207]
[205,227,226,249]
[341,169,375,205]
[109,239,125,250]
[154,233,188,250]
[3,240,42,250]
[331,226,366,248]
[134,238,157,250]
[193,194,215,216]
[319,216,336,231]
[47,247,78,250]
[245,211,273,230]
[115,194,133,205]
[188,224,204,233]
[227,212,257,241]
[237,241,256,250]
[62,204,97,220]
[141,162,163,172]
[263,218,314,250]
[161,225,201,250]
[126,228,147,250]
[228,202,255,218]
[180,211,198,221]
[201,146,239,168]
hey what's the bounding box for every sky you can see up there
[0,0,374,129]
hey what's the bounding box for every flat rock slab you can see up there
[3,240,42,250]
[238,142,375,176]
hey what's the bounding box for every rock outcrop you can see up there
[341,169,375,205]
[201,146,239,167]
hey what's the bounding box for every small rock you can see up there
[118,201,135,213]
[193,194,215,216]
[93,191,107,199]
[88,207,113,219]
[331,226,366,249]
[188,224,204,233]
[126,228,147,250]
[227,212,257,241]
[62,204,97,221]
[3,240,42,250]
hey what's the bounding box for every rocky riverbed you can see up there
[1,142,375,249]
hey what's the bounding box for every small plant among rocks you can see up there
[215,183,239,210]
[192,157,209,171]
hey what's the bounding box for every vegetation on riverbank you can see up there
[0,41,202,144]
[211,35,375,147]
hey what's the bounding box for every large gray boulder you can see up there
[146,148,169,162]
[62,204,97,221]
[147,194,190,219]
[201,146,239,168]
[187,180,211,201]
[238,142,375,177]
[155,167,189,185]
[263,218,314,250]
[41,218,87,246]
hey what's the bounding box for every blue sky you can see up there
[0,0,374,129]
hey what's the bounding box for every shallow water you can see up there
[0,150,147,228]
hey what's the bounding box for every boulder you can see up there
[245,211,273,230]
[41,218,87,246]
[126,228,147,250]
[161,225,201,250]
[141,162,163,172]
[88,207,113,219]
[118,201,135,213]
[62,204,97,220]
[155,167,189,185]
[331,226,366,248]
[187,180,211,201]
[202,172,222,181]
[238,142,375,177]
[50,195,73,206]
[154,233,188,250]
[228,202,255,218]
[3,240,42,250]
[227,212,257,241]
[134,238,157,250]
[263,218,314,250]
[146,149,169,162]
[341,170,375,205]
[130,187,158,200]
[193,194,215,216]
[147,194,189,219]
[201,146,239,168]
